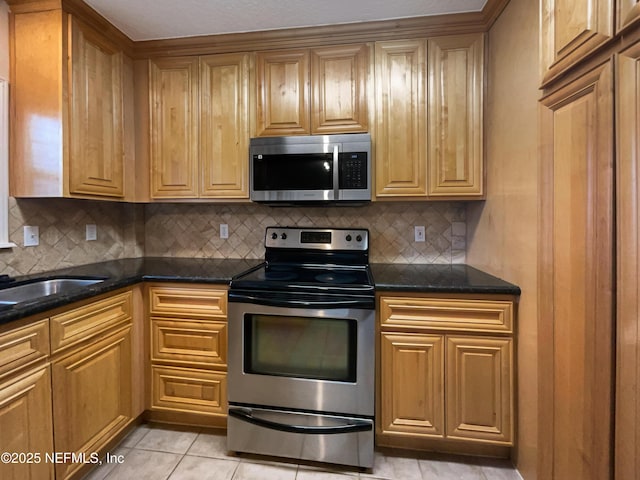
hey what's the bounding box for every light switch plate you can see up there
[414,226,425,242]
[24,226,39,247]
[86,224,97,241]
[220,224,229,239]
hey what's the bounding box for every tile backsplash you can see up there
[0,198,144,277]
[144,202,466,264]
[1,199,466,277]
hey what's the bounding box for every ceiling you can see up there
[83,0,488,41]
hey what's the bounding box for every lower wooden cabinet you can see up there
[147,284,228,426]
[378,294,515,453]
[0,366,55,480]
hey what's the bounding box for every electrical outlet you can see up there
[24,226,39,247]
[86,224,97,241]
[414,226,425,242]
[220,224,229,239]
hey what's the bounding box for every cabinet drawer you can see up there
[149,286,227,319]
[151,365,227,417]
[151,319,227,368]
[379,297,513,333]
[50,291,132,354]
[0,320,50,380]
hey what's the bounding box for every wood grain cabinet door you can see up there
[51,327,132,480]
[0,367,54,480]
[374,40,427,197]
[427,34,484,198]
[199,53,251,198]
[541,0,613,83]
[445,336,512,445]
[310,44,369,134]
[617,0,640,32]
[68,18,124,198]
[615,39,640,480]
[149,57,199,198]
[256,49,310,136]
[539,61,614,480]
[379,332,444,437]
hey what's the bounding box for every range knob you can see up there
[281,233,287,240]
[356,235,363,242]
[271,232,278,240]
[346,234,352,242]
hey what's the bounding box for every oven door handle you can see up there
[228,407,372,435]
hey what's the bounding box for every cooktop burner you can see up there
[229,227,374,297]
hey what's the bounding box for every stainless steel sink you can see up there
[0,278,105,305]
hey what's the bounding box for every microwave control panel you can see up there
[339,152,368,189]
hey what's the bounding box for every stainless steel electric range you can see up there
[227,227,375,469]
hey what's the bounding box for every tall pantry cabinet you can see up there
[539,1,640,479]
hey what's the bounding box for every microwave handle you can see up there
[332,144,340,201]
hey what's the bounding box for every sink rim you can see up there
[0,276,107,305]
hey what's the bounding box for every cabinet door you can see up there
[149,57,199,198]
[374,40,427,197]
[427,34,483,197]
[617,0,640,32]
[615,40,640,480]
[541,0,613,82]
[52,327,132,480]
[256,49,309,136]
[445,336,512,444]
[539,62,614,480]
[0,367,54,480]
[200,53,250,198]
[310,44,369,134]
[380,332,444,437]
[68,18,124,198]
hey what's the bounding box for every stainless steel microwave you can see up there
[249,134,371,205]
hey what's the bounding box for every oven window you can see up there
[244,314,357,382]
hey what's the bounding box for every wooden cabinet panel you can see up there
[446,336,512,444]
[151,365,227,417]
[310,44,369,134]
[148,285,227,319]
[539,62,614,480]
[380,333,444,437]
[50,291,132,354]
[149,57,199,198]
[152,318,227,368]
[541,0,613,82]
[200,53,250,198]
[427,34,483,197]
[0,320,49,379]
[615,39,640,480]
[52,326,132,480]
[256,49,309,136]
[0,367,54,480]
[617,0,640,32]
[69,18,124,197]
[374,40,427,197]
[379,297,513,333]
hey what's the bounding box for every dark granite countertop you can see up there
[370,263,521,295]
[0,258,519,326]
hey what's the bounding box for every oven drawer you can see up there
[227,406,373,468]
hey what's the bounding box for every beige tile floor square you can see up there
[84,424,523,480]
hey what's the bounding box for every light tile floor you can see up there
[84,424,523,480]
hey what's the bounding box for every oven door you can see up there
[227,299,375,417]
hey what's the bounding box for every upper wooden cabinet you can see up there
[256,44,369,136]
[10,7,130,199]
[149,53,251,200]
[541,0,614,83]
[618,0,640,32]
[374,34,484,199]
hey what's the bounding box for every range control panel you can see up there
[265,227,369,251]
